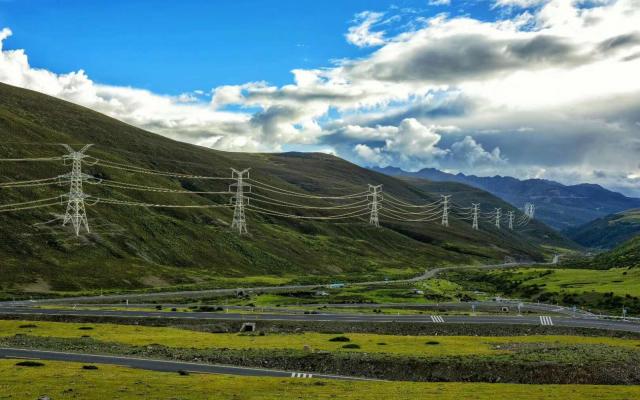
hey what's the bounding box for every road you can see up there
[0,306,637,332]
[0,347,373,380]
[2,261,541,306]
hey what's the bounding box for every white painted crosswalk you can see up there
[540,316,553,326]
[431,315,445,323]
[291,372,313,378]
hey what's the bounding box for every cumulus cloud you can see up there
[345,11,387,48]
[1,0,640,195]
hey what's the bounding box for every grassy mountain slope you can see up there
[375,167,640,231]
[564,209,640,249]
[0,83,573,294]
[594,236,640,268]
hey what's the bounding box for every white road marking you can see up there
[431,315,445,323]
[291,372,312,378]
[540,316,553,326]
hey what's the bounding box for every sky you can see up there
[0,0,639,196]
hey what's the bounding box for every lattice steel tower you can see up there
[494,208,502,229]
[230,168,251,234]
[508,210,514,230]
[368,184,382,228]
[441,195,451,227]
[60,144,94,236]
[472,203,480,230]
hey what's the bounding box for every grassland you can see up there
[441,266,640,314]
[1,359,639,400]
[495,268,640,296]
[2,320,640,357]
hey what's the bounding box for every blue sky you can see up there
[0,0,639,195]
[0,0,497,93]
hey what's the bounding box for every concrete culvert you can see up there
[240,322,256,332]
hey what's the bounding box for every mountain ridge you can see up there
[373,166,640,231]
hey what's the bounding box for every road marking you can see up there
[291,372,312,378]
[431,315,445,323]
[540,316,553,326]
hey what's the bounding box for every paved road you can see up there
[0,347,371,380]
[1,261,540,306]
[0,306,637,332]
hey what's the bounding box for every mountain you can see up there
[0,82,573,295]
[595,235,640,268]
[374,167,640,231]
[565,209,640,249]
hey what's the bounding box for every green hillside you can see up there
[0,82,574,295]
[565,208,640,249]
[590,236,640,269]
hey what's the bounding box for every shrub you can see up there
[82,365,98,370]
[18,324,37,329]
[178,370,189,376]
[425,341,440,345]
[342,343,361,349]
[78,327,94,330]
[329,336,350,342]
[15,361,44,367]
[377,342,387,345]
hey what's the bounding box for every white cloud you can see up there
[1,0,640,195]
[428,0,451,5]
[345,11,387,48]
[493,0,547,8]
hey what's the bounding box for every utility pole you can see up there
[494,208,502,229]
[471,203,480,230]
[60,144,94,236]
[368,184,382,227]
[441,195,451,227]
[230,168,251,234]
[508,210,514,230]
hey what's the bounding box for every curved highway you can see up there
[0,347,374,380]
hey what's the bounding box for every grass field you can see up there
[2,320,640,357]
[1,359,639,400]
[491,268,640,297]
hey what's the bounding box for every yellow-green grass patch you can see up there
[1,359,639,400]
[2,320,639,357]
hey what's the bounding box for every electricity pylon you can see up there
[494,208,502,229]
[60,144,94,236]
[472,203,480,230]
[368,184,382,227]
[524,202,535,219]
[508,210,514,230]
[230,168,251,234]
[441,195,451,227]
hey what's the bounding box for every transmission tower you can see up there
[441,195,451,227]
[494,208,502,229]
[368,184,382,227]
[229,168,251,234]
[508,210,514,230]
[471,203,480,230]
[60,144,95,236]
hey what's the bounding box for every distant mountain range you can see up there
[373,167,640,231]
[565,208,640,249]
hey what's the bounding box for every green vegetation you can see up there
[565,208,640,249]
[443,267,640,314]
[3,359,640,400]
[2,320,640,357]
[0,82,572,295]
